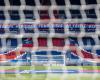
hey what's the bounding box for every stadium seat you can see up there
[23,10,35,20]
[85,9,97,19]
[38,10,50,20]
[6,38,18,48]
[70,0,81,5]
[9,25,20,34]
[96,49,100,55]
[0,0,99,66]
[8,10,20,20]
[0,39,2,47]
[53,10,67,19]
[9,0,21,6]
[70,9,82,19]
[35,51,48,61]
[36,51,47,55]
[55,0,65,6]
[51,51,62,55]
[85,0,97,4]
[25,0,35,6]
[38,38,47,47]
[82,37,95,46]
[0,10,5,20]
[0,0,5,6]
[52,38,65,47]
[0,26,5,34]
[39,0,51,5]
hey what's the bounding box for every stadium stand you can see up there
[0,0,99,66]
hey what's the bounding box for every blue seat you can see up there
[36,51,47,55]
[0,39,2,47]
[85,9,97,19]
[70,10,82,19]
[0,10,5,20]
[0,0,5,6]
[6,38,18,48]
[8,10,20,20]
[96,49,100,55]
[0,27,5,34]
[9,0,21,6]
[51,51,62,55]
[23,10,35,20]
[55,0,65,6]
[82,37,95,46]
